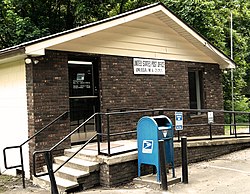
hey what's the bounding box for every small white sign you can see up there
[175,112,183,130]
[208,112,214,123]
[133,58,165,75]
[142,140,153,154]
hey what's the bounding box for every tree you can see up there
[74,0,157,25]
[0,0,50,49]
[162,0,250,111]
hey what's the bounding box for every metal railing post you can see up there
[19,147,25,188]
[107,114,111,156]
[96,114,101,155]
[159,140,168,190]
[248,113,250,133]
[3,146,26,189]
[3,111,68,189]
[181,137,188,184]
[230,113,232,135]
[209,123,212,140]
[44,151,59,194]
[233,112,237,138]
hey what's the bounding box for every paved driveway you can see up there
[86,148,250,194]
[167,148,250,194]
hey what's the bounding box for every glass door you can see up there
[68,59,99,144]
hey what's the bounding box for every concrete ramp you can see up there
[134,173,181,190]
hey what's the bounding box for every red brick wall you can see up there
[100,55,223,110]
[26,50,70,175]
[100,56,189,109]
[99,55,224,137]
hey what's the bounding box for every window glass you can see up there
[188,70,203,111]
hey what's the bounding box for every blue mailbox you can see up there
[137,115,175,182]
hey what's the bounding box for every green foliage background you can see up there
[0,0,249,112]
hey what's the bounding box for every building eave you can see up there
[0,2,236,69]
[0,47,26,64]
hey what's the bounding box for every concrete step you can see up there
[52,164,90,182]
[54,155,99,172]
[33,174,79,192]
[64,147,101,162]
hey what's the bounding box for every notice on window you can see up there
[133,58,165,75]
[76,73,85,80]
[73,80,91,89]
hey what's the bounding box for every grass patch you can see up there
[0,174,13,193]
[224,125,250,135]
[0,174,29,193]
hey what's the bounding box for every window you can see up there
[188,70,204,110]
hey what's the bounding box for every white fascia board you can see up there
[25,48,45,56]
[159,7,235,69]
[25,5,162,56]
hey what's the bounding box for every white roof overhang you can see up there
[24,4,162,55]
[156,8,235,69]
[0,48,26,64]
[0,3,235,69]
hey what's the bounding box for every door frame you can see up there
[68,56,100,144]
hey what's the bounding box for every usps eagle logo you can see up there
[142,140,153,154]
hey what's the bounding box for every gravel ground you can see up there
[0,174,48,194]
[1,148,250,194]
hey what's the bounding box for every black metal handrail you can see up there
[32,113,103,194]
[99,108,250,156]
[40,133,98,194]
[106,107,249,114]
[33,133,98,177]
[29,107,249,193]
[3,107,249,192]
[32,113,101,176]
[2,111,69,188]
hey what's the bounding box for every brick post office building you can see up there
[0,3,235,178]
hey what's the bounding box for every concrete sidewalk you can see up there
[167,147,250,194]
[85,147,250,194]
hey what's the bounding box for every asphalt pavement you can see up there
[85,147,250,194]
